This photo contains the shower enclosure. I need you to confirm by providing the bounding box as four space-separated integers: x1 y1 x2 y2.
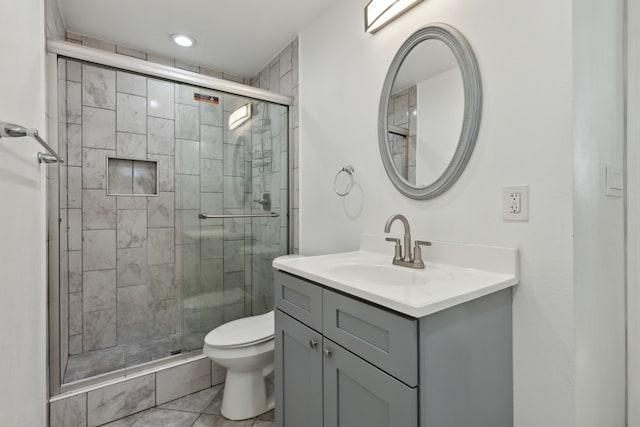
49 48 290 393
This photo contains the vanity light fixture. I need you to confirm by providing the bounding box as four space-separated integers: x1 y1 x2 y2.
365 0 424 33
170 33 196 47
228 103 252 130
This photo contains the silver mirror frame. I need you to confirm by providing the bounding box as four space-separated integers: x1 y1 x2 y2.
378 23 482 199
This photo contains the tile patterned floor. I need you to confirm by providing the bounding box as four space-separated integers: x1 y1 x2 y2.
100 384 275 427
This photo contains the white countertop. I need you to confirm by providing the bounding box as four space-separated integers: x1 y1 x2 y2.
273 234 519 318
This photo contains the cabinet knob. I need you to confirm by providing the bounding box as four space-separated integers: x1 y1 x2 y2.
323 348 332 358
309 339 318 349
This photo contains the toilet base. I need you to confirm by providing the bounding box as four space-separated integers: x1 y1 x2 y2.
221 369 274 420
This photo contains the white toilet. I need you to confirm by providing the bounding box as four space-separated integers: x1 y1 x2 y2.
203 310 275 420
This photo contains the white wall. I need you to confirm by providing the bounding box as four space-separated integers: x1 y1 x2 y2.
416 67 463 186
0 0 48 425
573 0 626 425
299 0 575 425
628 0 640 424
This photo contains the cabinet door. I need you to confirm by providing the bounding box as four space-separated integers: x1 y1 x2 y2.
323 339 418 427
275 310 323 427
323 289 418 386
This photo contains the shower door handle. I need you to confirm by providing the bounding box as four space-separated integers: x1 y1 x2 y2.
199 212 280 219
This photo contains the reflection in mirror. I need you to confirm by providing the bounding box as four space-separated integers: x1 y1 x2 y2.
386 40 464 187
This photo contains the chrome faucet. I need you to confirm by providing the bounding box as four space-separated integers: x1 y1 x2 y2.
383 214 431 269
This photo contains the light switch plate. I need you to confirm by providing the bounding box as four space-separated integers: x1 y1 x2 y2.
503 185 529 221
606 164 623 197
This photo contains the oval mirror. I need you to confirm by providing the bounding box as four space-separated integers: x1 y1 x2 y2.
379 23 482 199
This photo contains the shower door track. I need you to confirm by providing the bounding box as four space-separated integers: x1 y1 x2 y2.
45 40 295 397
47 40 293 107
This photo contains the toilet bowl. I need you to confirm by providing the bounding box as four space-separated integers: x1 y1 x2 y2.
203 310 275 420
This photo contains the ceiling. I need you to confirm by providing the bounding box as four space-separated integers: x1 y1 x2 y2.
59 0 337 78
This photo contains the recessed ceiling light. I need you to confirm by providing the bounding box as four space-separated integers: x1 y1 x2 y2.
170 34 196 47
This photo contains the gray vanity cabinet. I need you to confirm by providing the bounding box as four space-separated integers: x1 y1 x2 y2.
275 306 417 427
274 270 513 427
275 271 418 427
323 338 418 427
274 310 323 427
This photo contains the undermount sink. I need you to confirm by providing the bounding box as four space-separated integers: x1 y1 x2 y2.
273 234 519 318
327 262 427 286
323 258 454 288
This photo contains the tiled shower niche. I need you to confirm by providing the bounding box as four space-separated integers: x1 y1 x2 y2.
107 157 159 196
57 58 289 383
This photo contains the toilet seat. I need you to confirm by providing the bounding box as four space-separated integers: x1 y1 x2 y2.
205 311 274 349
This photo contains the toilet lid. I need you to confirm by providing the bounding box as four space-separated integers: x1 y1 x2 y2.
205 310 274 348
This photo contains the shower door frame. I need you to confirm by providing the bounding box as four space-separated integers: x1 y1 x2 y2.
45 39 294 397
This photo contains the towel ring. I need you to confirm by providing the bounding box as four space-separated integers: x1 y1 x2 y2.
334 165 355 196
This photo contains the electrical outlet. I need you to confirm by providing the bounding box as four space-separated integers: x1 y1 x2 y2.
503 185 529 221
508 192 521 213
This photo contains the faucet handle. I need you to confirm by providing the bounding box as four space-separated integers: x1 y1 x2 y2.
385 237 403 261
412 240 431 269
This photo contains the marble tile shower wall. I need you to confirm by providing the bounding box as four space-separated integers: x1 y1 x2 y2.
63 59 182 356
247 100 289 316
45 0 66 40
175 85 257 349
62 58 288 365
59 33 296 367
63 31 299 257
58 58 70 373
388 86 417 182
248 38 298 316
179 90 287 343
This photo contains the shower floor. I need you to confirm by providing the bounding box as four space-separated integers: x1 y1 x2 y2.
64 336 177 383
63 331 210 383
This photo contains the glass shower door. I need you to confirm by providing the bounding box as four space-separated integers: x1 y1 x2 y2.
54 57 289 387
176 84 289 352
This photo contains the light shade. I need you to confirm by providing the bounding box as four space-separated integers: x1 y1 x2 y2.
228 103 252 130
170 33 196 47
365 0 423 33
